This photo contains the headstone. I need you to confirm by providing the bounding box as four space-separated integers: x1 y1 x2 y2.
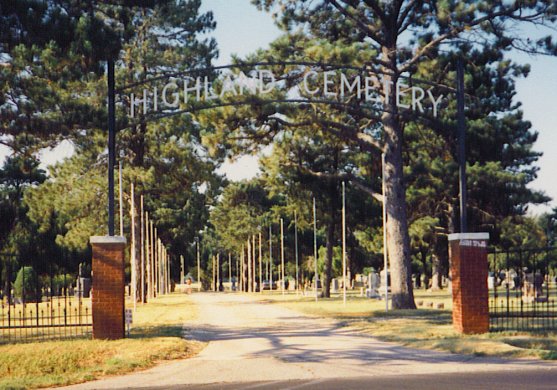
331 278 339 293
76 277 91 298
370 273 380 289
487 275 495 289
353 274 364 288
378 270 390 298
366 273 380 298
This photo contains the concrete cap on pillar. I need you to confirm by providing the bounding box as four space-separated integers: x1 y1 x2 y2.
90 236 127 245
448 232 489 242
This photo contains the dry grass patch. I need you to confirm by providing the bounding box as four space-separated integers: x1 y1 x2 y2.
267 292 557 361
0 293 204 390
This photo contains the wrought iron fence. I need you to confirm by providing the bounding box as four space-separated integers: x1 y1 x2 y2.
488 247 557 332
0 253 92 343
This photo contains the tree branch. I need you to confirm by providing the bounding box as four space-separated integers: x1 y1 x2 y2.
286 161 383 202
328 0 385 46
399 4 529 73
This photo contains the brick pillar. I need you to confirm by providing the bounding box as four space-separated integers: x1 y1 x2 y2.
90 236 126 340
448 233 489 334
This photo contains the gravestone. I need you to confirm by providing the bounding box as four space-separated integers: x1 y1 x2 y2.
366 273 380 298
487 275 495 289
331 278 339 293
76 277 91 298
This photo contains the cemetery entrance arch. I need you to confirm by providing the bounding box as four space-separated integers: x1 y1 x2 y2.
91 60 484 339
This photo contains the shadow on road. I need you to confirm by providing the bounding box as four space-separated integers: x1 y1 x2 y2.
182 314 547 369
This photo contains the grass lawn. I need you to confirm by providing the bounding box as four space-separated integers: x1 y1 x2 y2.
261 289 557 361
0 293 203 390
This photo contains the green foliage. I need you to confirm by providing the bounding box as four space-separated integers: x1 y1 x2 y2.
18 1 221 275
24 138 107 251
318 245 341 276
14 266 39 302
210 181 273 252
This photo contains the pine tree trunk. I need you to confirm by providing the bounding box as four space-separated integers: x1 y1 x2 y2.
323 217 335 298
431 254 442 290
323 156 339 298
431 234 447 291
381 49 416 309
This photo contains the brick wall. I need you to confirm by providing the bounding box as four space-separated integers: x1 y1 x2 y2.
90 236 126 340
448 233 489 334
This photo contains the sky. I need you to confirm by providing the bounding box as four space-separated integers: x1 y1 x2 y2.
199 1 282 182
1 0 556 214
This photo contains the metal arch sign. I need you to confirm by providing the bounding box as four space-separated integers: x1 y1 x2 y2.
105 61 453 236
118 62 448 123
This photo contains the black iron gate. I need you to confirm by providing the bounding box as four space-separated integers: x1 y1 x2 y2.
488 247 557 332
0 253 92 343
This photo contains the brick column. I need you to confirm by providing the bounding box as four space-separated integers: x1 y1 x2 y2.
90 236 126 340
448 233 489 334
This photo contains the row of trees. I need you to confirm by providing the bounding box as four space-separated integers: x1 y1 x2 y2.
1 1 557 308
0 1 221 294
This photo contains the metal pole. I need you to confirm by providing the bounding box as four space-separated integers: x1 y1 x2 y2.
140 196 145 303
196 238 201 292
457 58 467 233
269 225 273 292
294 210 299 295
247 238 252 292
259 232 262 294
155 236 161 296
280 218 285 295
150 220 154 298
313 197 318 302
155 231 159 295
180 255 184 285
342 181 347 306
382 153 389 311
119 161 124 237
146 214 150 299
253 235 256 292
229 252 232 290
107 59 116 236
241 246 244 292
131 183 136 311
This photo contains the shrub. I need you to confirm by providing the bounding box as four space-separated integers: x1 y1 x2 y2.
14 266 40 302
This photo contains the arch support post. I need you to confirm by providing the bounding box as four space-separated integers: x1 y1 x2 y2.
448 233 489 334
91 236 127 339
